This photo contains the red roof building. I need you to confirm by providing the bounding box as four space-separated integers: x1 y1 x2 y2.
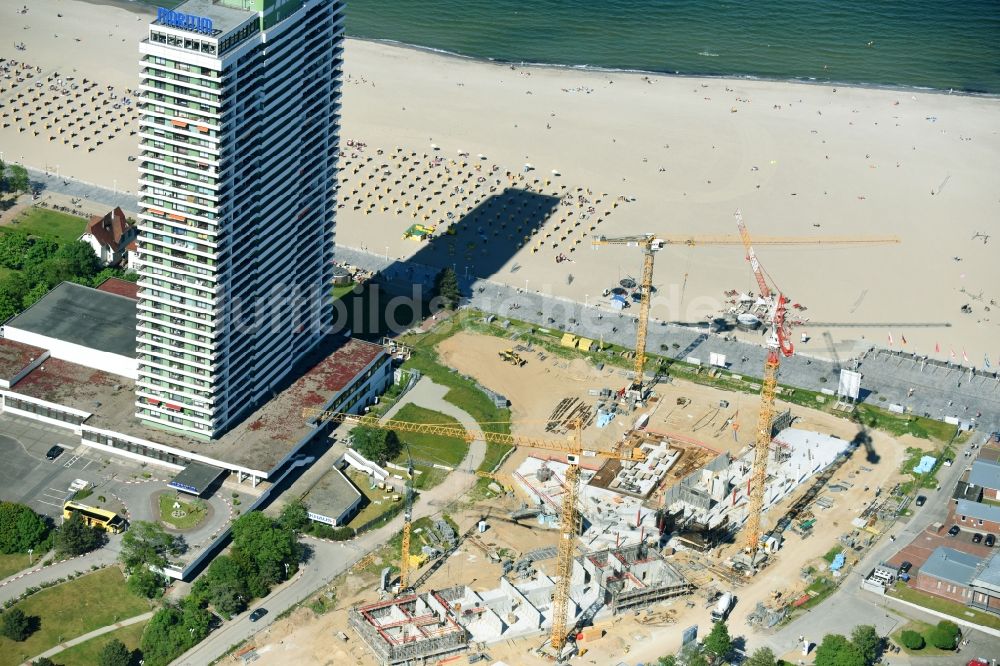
79 207 137 267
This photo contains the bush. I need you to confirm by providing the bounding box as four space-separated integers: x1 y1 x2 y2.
309 523 355 540
928 620 960 650
899 630 924 650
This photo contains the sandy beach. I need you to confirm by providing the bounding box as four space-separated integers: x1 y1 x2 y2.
1 0 998 363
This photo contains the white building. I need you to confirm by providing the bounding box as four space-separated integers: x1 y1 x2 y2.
79 207 138 267
135 0 344 438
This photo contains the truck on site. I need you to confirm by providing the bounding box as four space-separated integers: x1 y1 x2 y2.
710 592 735 622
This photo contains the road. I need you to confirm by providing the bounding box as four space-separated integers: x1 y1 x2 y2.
171 379 485 665
334 244 1000 433
753 434 1000 660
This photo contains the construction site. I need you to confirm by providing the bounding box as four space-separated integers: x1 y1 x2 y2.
246 219 925 666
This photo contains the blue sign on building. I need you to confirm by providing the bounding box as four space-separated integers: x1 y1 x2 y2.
157 7 215 34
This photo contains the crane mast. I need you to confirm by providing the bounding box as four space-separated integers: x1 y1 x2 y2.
303 408 643 654
734 209 793 557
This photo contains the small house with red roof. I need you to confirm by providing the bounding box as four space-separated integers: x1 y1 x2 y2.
79 207 137 267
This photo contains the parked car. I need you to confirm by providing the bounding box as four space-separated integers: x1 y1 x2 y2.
986 533 996 547
899 561 912 573
249 608 268 622
45 445 65 461
915 495 927 507
973 533 984 544
948 525 961 537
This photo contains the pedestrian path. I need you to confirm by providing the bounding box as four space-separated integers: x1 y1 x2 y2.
24 610 155 665
381 377 487 474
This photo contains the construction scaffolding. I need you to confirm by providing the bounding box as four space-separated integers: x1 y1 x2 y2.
349 589 471 666
581 543 694 614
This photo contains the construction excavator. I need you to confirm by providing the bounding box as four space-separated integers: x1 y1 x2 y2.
302 407 645 657
498 348 527 367
593 220 901 569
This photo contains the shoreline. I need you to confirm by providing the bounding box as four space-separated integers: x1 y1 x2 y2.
348 35 1000 99
69 0 1000 96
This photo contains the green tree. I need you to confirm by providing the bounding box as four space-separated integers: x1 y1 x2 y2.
50 241 101 281
0 501 51 554
433 267 460 309
927 620 960 650
140 601 210 666
99 637 132 666
32 658 56 666
6 164 30 193
278 501 310 534
0 232 31 269
230 511 300 593
745 647 778 666
127 565 166 599
850 624 880 664
657 656 678 666
815 633 864 666
351 426 402 464
677 643 709 666
1 607 34 641
21 281 51 310
192 555 249 617
120 521 182 572
898 629 924 650
703 621 732 663
0 289 19 322
56 511 105 556
23 237 58 269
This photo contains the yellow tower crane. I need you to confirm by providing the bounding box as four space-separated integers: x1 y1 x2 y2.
591 232 899 393
398 444 415 591
302 407 645 654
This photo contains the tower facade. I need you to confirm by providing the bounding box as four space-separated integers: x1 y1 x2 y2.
135 0 343 437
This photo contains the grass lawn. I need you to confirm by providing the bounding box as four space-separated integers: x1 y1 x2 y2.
390 404 468 468
0 551 43 581
332 282 357 301
157 493 208 530
888 582 1000 630
0 567 151 666
416 307 960 446
889 620 954 655
344 469 404 530
51 619 148 666
1 207 88 244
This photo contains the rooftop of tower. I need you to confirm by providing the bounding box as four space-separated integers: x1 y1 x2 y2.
156 0 257 36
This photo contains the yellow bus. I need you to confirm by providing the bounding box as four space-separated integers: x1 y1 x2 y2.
62 501 127 534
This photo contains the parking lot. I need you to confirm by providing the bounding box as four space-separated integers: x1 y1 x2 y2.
0 413 248 565
0 414 129 519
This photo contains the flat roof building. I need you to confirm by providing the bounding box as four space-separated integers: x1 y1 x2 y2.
2 336 391 485
302 465 363 527
4 282 138 379
136 0 345 437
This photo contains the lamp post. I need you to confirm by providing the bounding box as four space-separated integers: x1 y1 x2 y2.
384 245 389 261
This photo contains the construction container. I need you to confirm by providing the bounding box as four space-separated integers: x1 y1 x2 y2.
577 627 605 642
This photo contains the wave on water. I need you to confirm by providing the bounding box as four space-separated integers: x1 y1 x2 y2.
698 52 720 57
352 36 998 98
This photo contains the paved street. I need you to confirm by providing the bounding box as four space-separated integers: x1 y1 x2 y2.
171 378 486 666
753 435 1000 661
334 245 1000 434
26 165 137 212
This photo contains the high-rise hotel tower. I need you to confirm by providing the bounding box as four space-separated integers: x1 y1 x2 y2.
135 0 343 438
